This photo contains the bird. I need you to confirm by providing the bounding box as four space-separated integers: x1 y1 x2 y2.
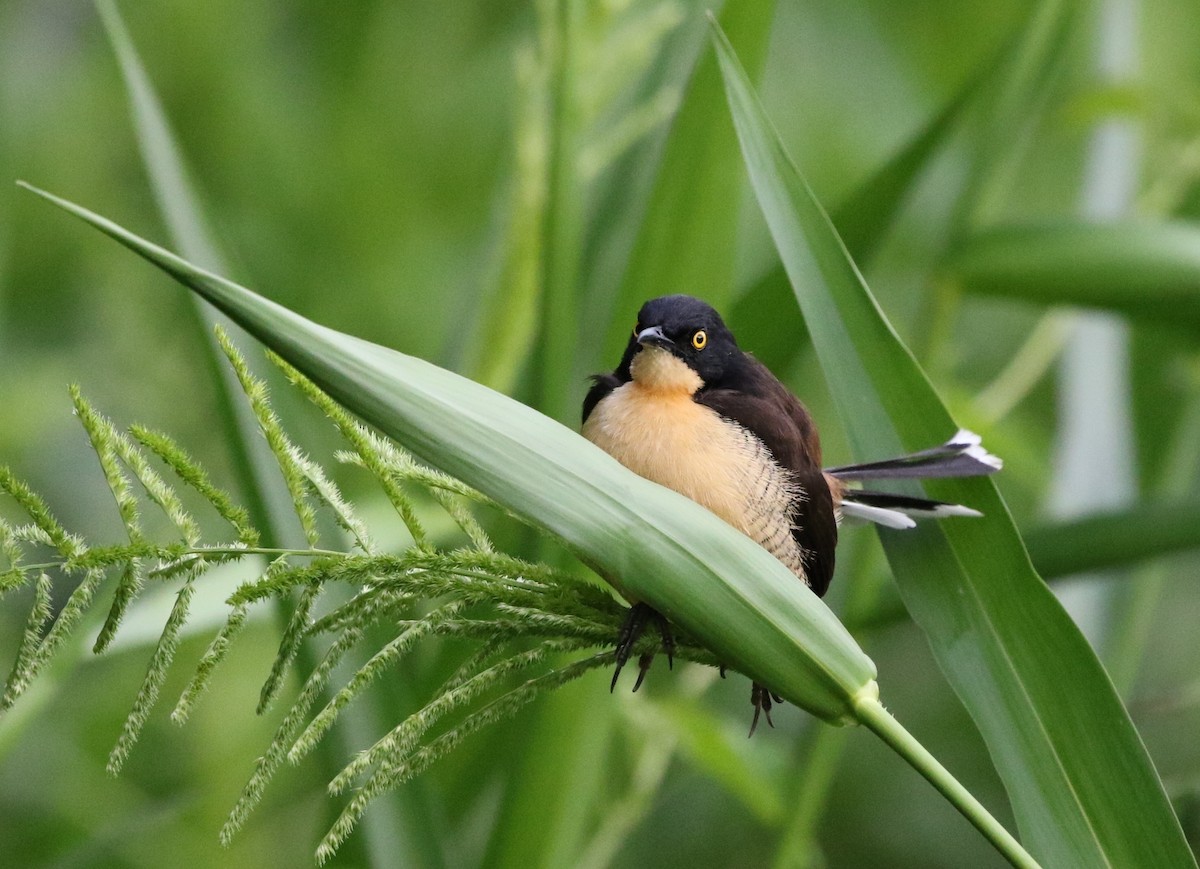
581 294 1001 734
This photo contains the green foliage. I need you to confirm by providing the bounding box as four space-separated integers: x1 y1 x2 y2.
711 19 1189 866
5 1 1200 867
1 336 712 860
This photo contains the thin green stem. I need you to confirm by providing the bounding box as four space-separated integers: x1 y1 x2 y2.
854 691 1040 869
18 546 347 577
535 0 584 424
975 311 1074 424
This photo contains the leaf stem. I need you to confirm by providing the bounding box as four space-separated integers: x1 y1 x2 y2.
853 692 1040 869
17 546 346 577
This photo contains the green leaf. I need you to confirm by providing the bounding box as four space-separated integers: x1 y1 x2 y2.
949 220 1200 331
711 21 1196 869
18 182 876 729
730 50 985 367
854 500 1200 631
1024 500 1200 579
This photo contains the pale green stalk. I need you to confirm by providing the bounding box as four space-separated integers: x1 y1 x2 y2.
854 694 1039 869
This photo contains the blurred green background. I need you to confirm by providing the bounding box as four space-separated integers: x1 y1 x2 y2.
2 0 1199 866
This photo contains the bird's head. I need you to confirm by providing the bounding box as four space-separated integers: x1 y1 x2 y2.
622 295 740 392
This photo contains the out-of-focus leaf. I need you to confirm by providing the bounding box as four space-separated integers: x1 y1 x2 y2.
712 23 1196 869
633 695 785 826
458 26 550 396
1024 500 1200 579
957 0 1078 230
96 0 305 547
854 500 1200 631
729 44 984 370
949 220 1200 330
601 0 776 366
729 0 1080 369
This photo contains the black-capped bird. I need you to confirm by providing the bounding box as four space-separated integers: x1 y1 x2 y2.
582 294 1000 733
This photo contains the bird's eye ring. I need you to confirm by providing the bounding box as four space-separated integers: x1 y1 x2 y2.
632 323 640 338
692 330 707 350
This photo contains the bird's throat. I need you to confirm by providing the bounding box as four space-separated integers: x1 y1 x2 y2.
628 347 703 395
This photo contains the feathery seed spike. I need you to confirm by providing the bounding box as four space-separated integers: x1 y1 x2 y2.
214 327 321 547
108 577 197 774
222 626 362 845
131 426 259 545
173 603 249 724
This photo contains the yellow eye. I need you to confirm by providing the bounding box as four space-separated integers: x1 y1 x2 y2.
692 330 707 350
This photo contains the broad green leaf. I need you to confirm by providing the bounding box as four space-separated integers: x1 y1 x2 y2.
711 21 1196 869
949 221 1200 330
19 182 876 729
730 54 984 366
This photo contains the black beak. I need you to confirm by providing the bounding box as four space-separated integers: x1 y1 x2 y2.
635 325 672 350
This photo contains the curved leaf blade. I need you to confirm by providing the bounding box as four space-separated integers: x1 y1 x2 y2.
18 182 876 728
711 21 1195 869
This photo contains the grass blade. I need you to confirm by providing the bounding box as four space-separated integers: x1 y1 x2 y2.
711 19 1195 868
1024 500 1200 579
95 0 306 549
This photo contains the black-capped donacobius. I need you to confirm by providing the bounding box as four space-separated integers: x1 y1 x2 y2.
582 294 1001 733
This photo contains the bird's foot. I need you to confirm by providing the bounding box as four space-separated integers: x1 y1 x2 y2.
748 682 785 737
611 602 674 692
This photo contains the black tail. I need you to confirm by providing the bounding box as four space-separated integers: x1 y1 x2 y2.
825 429 1002 482
827 430 1001 529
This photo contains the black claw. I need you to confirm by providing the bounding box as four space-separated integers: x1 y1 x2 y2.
719 665 727 679
748 682 777 737
654 610 675 671
632 653 654 692
611 603 672 692
609 663 624 693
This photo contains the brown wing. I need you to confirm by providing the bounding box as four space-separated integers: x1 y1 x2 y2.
582 373 623 424
697 361 838 596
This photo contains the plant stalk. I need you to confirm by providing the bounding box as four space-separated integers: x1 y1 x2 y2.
853 692 1040 869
